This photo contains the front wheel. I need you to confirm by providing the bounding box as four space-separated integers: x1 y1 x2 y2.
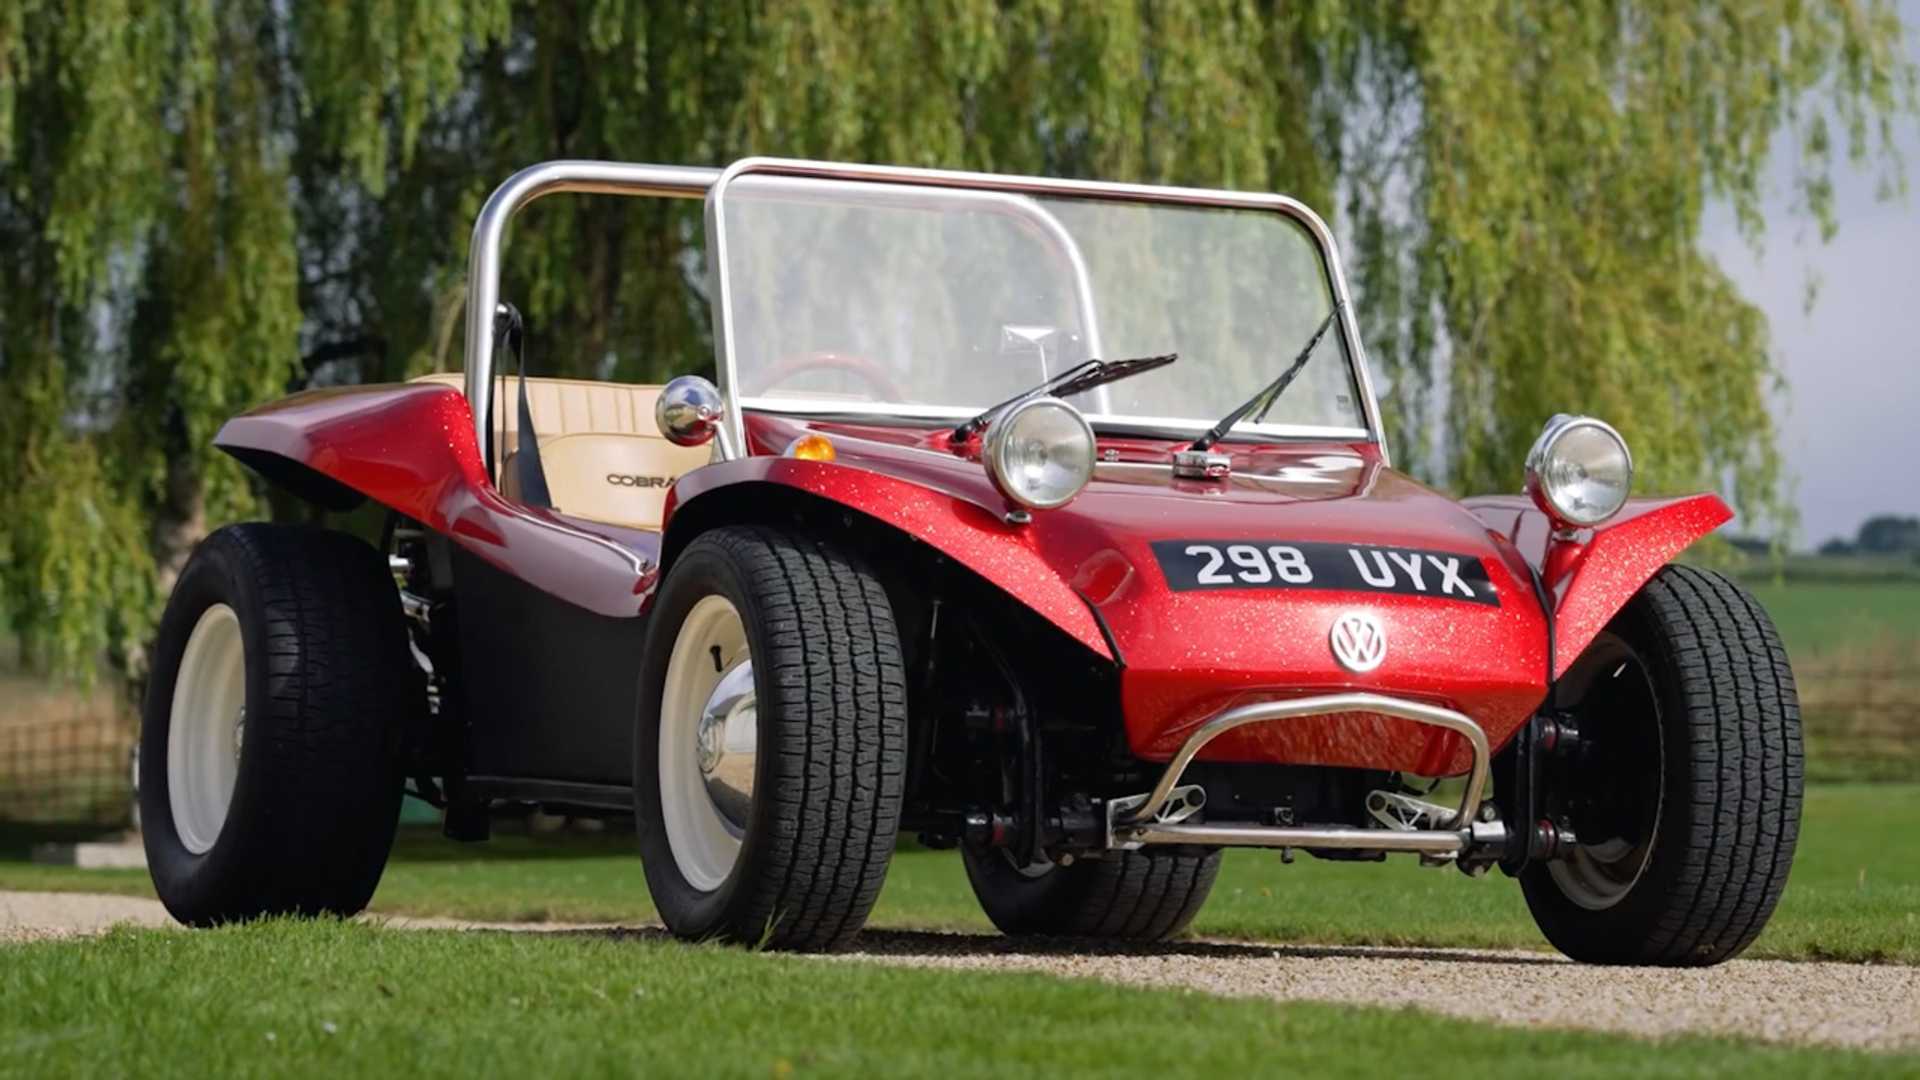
634 526 907 951
1521 565 1803 965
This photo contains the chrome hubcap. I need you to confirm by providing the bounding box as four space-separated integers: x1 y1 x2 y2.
697 661 757 829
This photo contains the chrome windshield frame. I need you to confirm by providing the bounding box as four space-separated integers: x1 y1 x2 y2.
702 156 1387 461
462 157 1389 472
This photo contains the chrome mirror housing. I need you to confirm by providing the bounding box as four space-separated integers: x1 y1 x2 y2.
656 375 727 447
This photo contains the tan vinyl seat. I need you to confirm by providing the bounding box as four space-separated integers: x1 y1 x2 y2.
413 373 713 531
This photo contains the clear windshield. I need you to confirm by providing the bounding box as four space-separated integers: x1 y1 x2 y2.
712 173 1368 438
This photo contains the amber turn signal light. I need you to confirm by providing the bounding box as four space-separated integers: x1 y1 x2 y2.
785 433 836 462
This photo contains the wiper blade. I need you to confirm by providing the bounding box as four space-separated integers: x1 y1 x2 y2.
953 352 1178 441
1188 302 1343 452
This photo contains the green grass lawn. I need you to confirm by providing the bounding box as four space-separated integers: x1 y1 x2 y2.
1 920 1914 1079
4 784 1915 964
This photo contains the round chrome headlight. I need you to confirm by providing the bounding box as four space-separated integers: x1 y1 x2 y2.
983 397 1096 510
1525 415 1633 528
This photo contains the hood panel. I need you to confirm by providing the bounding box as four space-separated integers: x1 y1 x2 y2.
752 414 1549 773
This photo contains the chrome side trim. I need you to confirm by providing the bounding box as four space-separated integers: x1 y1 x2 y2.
1110 692 1489 849
464 161 719 471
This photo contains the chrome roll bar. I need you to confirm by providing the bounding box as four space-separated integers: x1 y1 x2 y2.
1109 693 1492 855
462 156 1392 471
463 161 719 470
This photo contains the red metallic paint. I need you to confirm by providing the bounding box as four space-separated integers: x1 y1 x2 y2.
1465 493 1734 678
662 444 1116 661
214 383 658 618
217 386 1725 779
682 414 1556 775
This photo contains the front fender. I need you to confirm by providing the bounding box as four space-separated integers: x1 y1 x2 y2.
663 456 1114 661
1465 493 1733 678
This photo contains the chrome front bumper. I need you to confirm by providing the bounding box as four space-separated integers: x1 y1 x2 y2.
1106 693 1498 856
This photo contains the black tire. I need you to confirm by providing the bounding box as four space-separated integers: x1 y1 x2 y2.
1521 565 1803 965
140 523 413 926
961 845 1221 941
634 526 907 951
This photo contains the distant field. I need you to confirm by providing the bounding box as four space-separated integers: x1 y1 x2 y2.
1730 551 1920 587
1740 581 1920 660
1736 580 1920 780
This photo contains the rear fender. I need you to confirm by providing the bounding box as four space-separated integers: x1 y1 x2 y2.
215 383 656 617
1465 493 1733 678
662 457 1113 661
215 384 485 528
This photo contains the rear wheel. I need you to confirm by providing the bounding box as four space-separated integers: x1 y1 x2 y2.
1522 565 1803 965
140 523 413 925
635 526 907 951
961 845 1221 941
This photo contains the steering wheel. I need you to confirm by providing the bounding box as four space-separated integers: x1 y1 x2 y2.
755 351 908 403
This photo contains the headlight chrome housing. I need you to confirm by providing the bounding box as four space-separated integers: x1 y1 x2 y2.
1525 414 1634 529
983 396 1096 511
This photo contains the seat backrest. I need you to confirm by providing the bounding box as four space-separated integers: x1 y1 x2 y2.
411 373 711 530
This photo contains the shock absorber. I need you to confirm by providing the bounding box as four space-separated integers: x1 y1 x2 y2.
1499 711 1583 875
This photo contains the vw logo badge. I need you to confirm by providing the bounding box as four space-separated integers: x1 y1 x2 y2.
1329 611 1387 673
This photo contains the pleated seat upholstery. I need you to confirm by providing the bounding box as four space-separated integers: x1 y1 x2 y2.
413 373 713 530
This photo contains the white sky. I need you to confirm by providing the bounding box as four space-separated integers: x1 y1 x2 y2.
1700 0 1920 548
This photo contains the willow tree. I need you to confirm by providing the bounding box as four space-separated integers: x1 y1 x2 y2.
2 0 1913 677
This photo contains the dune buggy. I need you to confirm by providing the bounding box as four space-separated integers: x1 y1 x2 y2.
141 158 1801 963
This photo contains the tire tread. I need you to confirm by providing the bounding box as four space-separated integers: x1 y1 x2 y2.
1522 565 1801 965
646 526 906 951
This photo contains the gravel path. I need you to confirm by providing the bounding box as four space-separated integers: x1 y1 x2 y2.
0 891 614 940
0 891 170 943
843 930 1920 1052
3 891 1914 1052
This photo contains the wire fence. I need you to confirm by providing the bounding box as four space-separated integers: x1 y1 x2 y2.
1794 664 1920 782
0 651 139 829
0 710 136 827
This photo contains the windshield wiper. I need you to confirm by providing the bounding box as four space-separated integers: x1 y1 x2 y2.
1188 302 1344 451
953 352 1178 441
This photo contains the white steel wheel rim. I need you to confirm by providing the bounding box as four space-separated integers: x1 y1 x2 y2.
167 603 246 855
659 594 757 893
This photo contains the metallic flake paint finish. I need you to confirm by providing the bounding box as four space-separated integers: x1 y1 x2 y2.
700 415 1554 775
1464 493 1733 678
665 431 1114 661
218 389 1728 779
214 384 658 618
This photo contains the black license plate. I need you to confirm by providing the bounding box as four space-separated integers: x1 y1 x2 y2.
1149 540 1498 606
